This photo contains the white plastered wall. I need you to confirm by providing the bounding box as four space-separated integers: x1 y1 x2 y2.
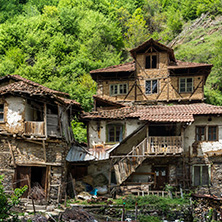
6 96 25 133
184 116 222 157
88 119 143 148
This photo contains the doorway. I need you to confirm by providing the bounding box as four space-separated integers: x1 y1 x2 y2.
153 166 168 190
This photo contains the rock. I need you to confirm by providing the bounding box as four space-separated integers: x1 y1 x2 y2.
82 175 94 186
46 205 55 211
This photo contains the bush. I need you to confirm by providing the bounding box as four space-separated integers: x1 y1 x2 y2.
0 175 27 221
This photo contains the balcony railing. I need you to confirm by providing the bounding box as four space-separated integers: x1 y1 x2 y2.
24 121 45 136
147 136 183 155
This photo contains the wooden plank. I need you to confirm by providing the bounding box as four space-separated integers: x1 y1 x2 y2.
44 103 47 138
43 140 46 162
8 141 16 167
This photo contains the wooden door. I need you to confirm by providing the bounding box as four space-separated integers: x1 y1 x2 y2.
153 166 168 190
16 166 31 197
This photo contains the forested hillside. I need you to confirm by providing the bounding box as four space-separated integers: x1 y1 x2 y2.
0 0 222 111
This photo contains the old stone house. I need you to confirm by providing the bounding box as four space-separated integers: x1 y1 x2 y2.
73 38 222 196
0 75 81 201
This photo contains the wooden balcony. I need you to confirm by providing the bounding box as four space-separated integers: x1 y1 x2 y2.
147 136 183 155
24 121 45 136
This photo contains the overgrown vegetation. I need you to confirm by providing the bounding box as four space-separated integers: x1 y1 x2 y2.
0 175 27 221
1 0 222 142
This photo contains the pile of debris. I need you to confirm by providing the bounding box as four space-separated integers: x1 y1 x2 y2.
29 183 45 200
61 207 98 222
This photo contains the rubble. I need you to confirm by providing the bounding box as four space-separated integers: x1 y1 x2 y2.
61 207 98 222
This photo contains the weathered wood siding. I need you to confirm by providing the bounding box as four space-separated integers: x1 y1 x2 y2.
47 114 60 137
25 121 45 136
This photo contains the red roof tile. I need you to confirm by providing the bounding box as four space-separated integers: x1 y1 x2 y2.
83 103 222 122
0 76 81 108
90 61 135 74
168 60 213 69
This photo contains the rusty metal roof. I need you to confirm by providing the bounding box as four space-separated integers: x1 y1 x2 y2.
66 145 110 162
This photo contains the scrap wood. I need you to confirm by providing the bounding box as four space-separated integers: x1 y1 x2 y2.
29 183 46 200
61 207 97 222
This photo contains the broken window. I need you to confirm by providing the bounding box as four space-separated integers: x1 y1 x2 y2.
145 55 158 69
145 80 158 94
179 78 193 93
0 104 4 121
110 83 128 96
107 124 123 142
196 126 206 141
192 165 210 186
208 126 218 141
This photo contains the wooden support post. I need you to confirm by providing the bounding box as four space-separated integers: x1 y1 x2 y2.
108 160 112 194
44 103 47 138
8 141 16 167
70 173 76 199
47 166 51 201
43 140 46 162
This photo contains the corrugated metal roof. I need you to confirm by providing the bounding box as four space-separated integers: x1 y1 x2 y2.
66 145 110 162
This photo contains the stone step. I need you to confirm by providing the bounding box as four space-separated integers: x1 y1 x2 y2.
25 204 46 211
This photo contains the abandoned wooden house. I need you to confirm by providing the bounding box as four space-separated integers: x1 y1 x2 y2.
0 75 82 201
70 38 222 196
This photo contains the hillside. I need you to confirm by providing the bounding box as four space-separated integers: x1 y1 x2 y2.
169 14 222 105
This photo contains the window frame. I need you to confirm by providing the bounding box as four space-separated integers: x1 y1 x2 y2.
179 77 193 93
0 104 4 122
192 164 211 186
195 126 206 141
106 123 124 143
109 83 128 96
145 53 159 69
145 79 158 95
208 126 218 141
195 125 219 142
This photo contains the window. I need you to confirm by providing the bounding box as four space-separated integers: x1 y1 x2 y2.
192 165 211 186
110 84 128 96
145 80 158 94
208 126 218 141
107 124 123 142
196 126 206 141
195 126 218 141
179 78 193 93
0 104 4 121
145 55 158 69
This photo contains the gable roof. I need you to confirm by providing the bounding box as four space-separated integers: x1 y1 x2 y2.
0 75 81 108
0 75 69 97
130 38 176 62
83 103 222 122
168 60 213 69
90 61 135 74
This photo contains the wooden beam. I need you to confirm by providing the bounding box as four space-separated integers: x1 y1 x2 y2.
43 140 46 162
189 78 204 99
44 103 47 138
8 141 16 167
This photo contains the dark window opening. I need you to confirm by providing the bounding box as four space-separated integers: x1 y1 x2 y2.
149 124 179 137
145 55 158 69
31 166 46 189
47 104 58 115
0 104 4 121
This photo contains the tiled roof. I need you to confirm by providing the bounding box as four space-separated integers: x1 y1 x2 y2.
0 75 81 107
93 95 125 107
7 75 69 96
168 60 213 69
89 59 212 74
90 61 135 74
83 103 222 122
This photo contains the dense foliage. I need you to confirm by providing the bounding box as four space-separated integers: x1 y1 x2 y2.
0 0 222 141
0 175 27 221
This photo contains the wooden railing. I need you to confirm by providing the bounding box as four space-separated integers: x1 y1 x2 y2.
147 136 182 155
24 121 45 136
114 138 147 185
